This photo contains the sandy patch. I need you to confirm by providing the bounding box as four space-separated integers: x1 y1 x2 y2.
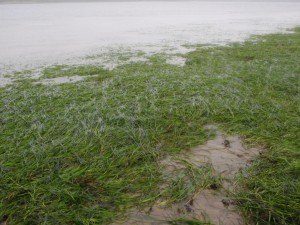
114 125 263 225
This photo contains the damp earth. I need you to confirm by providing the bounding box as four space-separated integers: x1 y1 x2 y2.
114 125 263 225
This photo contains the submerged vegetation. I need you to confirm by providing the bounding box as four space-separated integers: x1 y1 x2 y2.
41 65 112 79
0 28 299 225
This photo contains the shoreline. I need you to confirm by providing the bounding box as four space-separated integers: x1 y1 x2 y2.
1 1 300 75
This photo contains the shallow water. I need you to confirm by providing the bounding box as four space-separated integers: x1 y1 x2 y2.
0 1 300 73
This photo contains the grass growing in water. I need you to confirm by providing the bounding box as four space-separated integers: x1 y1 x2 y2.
0 28 299 225
41 65 111 79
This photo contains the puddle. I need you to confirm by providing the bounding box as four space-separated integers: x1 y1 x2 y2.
98 55 149 70
1 2 300 74
114 125 263 225
166 56 186 67
0 77 13 88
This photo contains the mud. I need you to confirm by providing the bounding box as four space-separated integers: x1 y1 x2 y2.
187 126 261 179
114 125 263 225
119 190 243 225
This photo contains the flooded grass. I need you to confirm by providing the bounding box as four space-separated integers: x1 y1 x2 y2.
41 65 112 79
0 28 299 225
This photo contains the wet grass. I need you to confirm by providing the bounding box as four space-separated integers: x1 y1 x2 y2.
41 65 111 79
0 28 299 225
169 218 211 225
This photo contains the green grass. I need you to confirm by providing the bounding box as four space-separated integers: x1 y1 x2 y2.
41 65 111 79
0 28 299 225
169 218 212 225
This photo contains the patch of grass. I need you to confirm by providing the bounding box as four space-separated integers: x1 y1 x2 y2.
41 65 111 79
3 69 33 79
169 218 211 225
160 160 221 204
236 150 300 225
0 28 299 225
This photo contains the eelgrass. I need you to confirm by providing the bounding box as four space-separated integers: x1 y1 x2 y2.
0 28 299 225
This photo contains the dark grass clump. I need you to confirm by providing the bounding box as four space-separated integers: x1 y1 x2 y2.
0 28 299 224
169 218 211 225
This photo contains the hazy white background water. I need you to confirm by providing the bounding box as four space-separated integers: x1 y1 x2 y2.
0 1 300 72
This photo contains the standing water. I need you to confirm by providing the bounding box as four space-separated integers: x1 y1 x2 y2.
0 1 300 72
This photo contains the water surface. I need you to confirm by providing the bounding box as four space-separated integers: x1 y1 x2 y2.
0 1 300 72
